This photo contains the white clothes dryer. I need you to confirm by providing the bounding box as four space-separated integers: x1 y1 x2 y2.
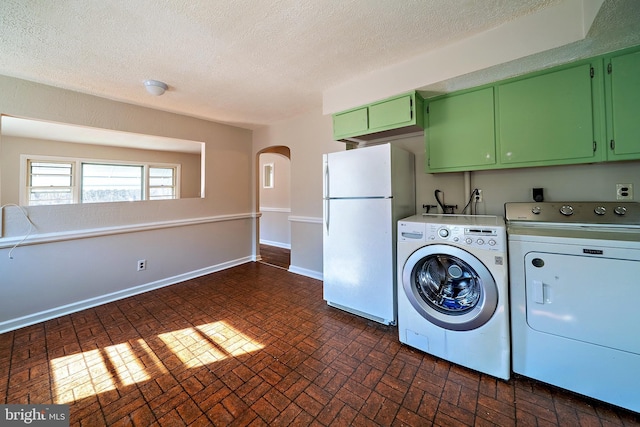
397 214 510 380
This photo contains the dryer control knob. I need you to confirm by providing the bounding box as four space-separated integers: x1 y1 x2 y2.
614 206 627 216
477 239 485 245
429 235 436 240
560 205 574 216
488 239 496 246
438 228 450 238
465 238 473 244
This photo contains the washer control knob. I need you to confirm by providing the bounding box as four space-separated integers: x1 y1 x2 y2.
453 237 459 242
594 206 606 216
531 206 542 215
614 206 627 216
488 239 496 246
465 238 473 244
429 235 436 240
438 228 450 238
559 205 574 216
477 239 485 245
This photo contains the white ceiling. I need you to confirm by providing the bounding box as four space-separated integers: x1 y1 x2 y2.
0 0 638 130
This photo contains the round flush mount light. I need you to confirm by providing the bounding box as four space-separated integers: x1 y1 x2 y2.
144 79 168 96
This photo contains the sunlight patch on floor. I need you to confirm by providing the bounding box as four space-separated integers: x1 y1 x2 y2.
50 321 264 404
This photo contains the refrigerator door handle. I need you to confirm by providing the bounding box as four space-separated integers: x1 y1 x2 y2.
324 160 330 234
323 161 329 199
325 199 330 234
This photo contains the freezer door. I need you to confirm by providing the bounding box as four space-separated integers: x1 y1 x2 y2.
323 198 395 323
324 144 392 198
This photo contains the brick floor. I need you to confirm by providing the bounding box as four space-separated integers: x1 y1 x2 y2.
1 262 639 426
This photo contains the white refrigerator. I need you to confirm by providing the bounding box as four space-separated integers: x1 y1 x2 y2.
322 143 415 325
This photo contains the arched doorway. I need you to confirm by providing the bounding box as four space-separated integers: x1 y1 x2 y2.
256 146 291 269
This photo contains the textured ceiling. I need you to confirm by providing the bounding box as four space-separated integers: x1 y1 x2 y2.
0 0 634 130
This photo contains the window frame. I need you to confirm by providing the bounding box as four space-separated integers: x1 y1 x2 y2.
263 163 274 189
20 154 181 206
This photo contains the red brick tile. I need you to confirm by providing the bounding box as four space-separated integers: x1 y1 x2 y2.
395 406 432 427
251 397 280 423
176 398 204 424
294 391 325 417
374 397 400 425
316 397 346 426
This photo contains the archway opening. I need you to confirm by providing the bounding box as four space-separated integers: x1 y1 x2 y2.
256 146 291 269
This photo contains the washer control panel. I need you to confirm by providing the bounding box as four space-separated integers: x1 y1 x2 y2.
399 220 505 251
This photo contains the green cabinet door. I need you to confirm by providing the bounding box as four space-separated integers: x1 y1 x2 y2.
606 49 640 160
333 107 368 140
498 63 600 166
426 87 496 172
369 94 414 130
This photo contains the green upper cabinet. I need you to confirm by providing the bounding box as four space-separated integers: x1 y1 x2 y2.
497 62 604 167
333 107 368 138
426 87 496 172
332 91 424 141
605 49 640 160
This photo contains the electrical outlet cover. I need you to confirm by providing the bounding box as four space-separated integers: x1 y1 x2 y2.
616 183 633 200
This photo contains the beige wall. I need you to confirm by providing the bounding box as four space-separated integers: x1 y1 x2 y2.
0 75 253 332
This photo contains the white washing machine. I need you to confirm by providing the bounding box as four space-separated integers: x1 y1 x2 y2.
397 214 510 380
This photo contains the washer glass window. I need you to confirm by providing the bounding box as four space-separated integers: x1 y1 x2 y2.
415 254 481 314
402 245 498 331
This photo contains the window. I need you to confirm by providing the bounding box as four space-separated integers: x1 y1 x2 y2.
263 163 274 188
82 163 143 203
23 156 179 205
149 167 177 200
28 160 75 206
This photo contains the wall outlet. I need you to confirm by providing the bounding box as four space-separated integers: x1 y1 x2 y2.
616 183 633 200
137 259 147 271
474 189 483 203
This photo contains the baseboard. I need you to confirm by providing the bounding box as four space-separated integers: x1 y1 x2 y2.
259 239 291 249
0 256 253 334
288 265 323 281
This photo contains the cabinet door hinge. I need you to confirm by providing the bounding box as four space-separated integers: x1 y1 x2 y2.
610 139 615 150
593 141 597 152
607 63 613 74
590 66 595 78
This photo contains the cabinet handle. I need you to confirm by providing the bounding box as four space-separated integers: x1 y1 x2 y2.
593 141 597 152
610 139 615 150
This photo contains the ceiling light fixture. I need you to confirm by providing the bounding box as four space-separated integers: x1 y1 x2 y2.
144 79 168 96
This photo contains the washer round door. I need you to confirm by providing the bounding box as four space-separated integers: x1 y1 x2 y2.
402 244 498 331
